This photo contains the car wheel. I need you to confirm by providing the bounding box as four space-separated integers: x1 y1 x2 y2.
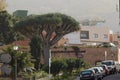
98 78 102 80
94 78 98 80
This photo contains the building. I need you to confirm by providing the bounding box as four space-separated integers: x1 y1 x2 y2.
80 26 113 45
54 38 68 47
62 26 113 46
79 18 105 26
112 32 120 45
51 47 120 65
64 31 81 45
13 10 28 18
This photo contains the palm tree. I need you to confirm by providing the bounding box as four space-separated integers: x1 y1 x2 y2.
14 13 80 65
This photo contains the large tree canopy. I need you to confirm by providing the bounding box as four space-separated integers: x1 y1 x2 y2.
15 13 80 44
15 13 80 65
0 11 12 32
0 11 15 44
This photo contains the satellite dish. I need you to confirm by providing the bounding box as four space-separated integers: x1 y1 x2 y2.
0 53 11 63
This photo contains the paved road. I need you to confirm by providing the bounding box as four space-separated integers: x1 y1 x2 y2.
74 74 120 80
103 74 120 80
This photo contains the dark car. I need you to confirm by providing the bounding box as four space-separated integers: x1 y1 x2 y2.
79 69 97 80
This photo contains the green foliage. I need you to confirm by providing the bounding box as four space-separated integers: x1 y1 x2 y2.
34 71 48 79
97 42 116 48
0 11 15 44
14 13 80 45
2 45 34 73
0 11 12 30
51 59 67 76
42 58 90 79
29 35 42 70
0 10 25 44
81 60 91 69
65 58 76 73
13 32 25 41
15 13 80 65
74 58 85 70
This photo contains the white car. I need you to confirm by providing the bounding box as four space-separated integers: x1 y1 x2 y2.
89 67 103 80
101 60 116 74
97 64 110 75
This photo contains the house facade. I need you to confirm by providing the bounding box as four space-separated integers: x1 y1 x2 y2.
80 26 112 45
112 33 120 45
62 26 113 46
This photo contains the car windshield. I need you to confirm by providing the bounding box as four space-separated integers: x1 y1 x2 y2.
81 70 92 75
93 68 98 73
102 62 113 66
101 66 105 69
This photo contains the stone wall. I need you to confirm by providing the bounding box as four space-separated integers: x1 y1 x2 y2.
51 47 119 66
83 48 118 66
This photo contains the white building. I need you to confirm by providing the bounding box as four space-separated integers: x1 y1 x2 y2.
64 31 81 45
64 26 113 45
80 26 113 45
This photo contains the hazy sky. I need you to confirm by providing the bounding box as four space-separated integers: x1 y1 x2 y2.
6 0 118 16
6 0 119 32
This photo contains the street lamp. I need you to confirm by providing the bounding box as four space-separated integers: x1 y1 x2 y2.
13 45 18 80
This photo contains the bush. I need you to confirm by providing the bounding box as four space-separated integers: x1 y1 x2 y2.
42 58 90 80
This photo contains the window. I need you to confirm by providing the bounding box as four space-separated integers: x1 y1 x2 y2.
103 34 108 39
93 34 98 38
118 36 120 38
80 31 89 39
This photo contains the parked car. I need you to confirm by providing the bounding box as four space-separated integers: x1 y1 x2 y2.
96 66 106 77
89 67 103 80
114 61 120 73
101 60 116 74
79 69 97 80
97 64 109 75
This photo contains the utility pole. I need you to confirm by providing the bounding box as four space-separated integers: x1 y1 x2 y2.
105 51 107 60
49 49 51 80
117 0 120 25
118 0 120 25
13 45 19 80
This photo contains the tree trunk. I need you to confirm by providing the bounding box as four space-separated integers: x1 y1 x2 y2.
43 42 50 65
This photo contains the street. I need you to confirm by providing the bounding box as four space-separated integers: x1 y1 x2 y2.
103 74 120 80
74 74 120 80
